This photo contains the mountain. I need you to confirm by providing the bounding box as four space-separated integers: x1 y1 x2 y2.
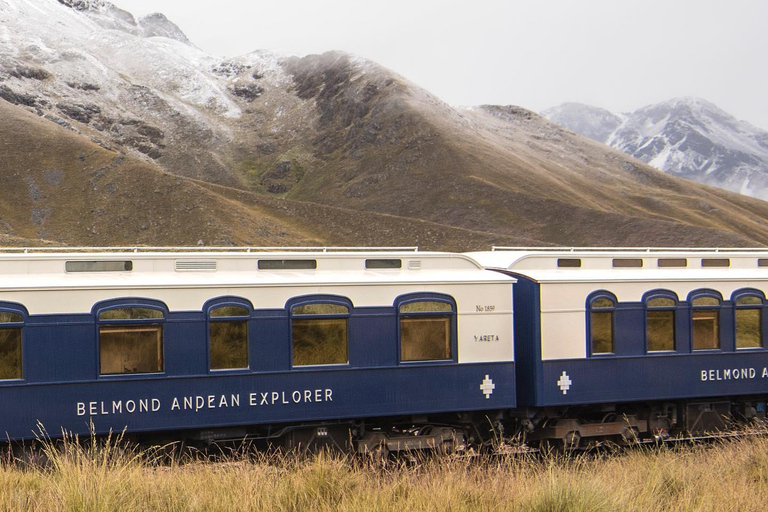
540 103 623 143
2 0 768 249
543 98 768 201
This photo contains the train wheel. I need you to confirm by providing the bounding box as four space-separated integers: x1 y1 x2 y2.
620 426 640 446
437 439 455 456
563 430 581 450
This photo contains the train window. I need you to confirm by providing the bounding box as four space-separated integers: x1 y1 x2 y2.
209 305 249 370
366 259 402 269
291 302 349 366
98 307 164 375
589 296 615 355
99 308 163 321
399 300 454 362
0 311 23 380
66 260 133 272
658 258 687 268
735 295 763 349
258 260 317 270
557 258 581 268
701 258 730 268
646 296 676 352
613 258 643 268
691 295 721 350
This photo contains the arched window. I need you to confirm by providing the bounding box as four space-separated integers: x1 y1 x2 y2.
290 298 350 366
0 306 24 380
733 290 764 349
689 291 722 350
96 301 165 375
397 296 455 362
208 299 250 370
645 291 677 352
588 293 616 355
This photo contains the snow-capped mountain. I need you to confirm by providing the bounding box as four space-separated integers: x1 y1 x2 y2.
4 0 768 249
543 98 768 200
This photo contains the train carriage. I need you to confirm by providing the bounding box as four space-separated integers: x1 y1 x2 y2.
0 248 516 451
471 248 768 446
6 244 768 453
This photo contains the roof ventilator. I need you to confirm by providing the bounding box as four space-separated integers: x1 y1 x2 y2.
175 260 218 271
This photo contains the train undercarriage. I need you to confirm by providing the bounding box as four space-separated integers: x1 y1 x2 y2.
145 395 768 457
517 396 767 451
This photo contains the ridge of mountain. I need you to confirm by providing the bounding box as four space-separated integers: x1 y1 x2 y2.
543 98 768 201
55 0 190 43
2 0 768 249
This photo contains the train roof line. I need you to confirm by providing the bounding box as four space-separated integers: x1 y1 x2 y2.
0 246 421 254
491 246 768 253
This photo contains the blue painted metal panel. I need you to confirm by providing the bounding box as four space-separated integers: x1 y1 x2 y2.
0 298 516 440
25 315 95 382
0 363 515 440
349 307 397 368
511 276 541 406
613 304 645 357
536 352 768 407
166 316 206 376
251 311 290 372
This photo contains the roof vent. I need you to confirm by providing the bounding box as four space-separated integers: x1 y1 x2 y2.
175 260 217 271
407 260 422 270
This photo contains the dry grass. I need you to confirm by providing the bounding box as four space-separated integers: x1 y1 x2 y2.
2 432 768 512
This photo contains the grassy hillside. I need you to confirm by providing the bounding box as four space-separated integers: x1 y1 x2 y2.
4 48 768 249
0 102 320 247
221 53 768 248
0 101 545 250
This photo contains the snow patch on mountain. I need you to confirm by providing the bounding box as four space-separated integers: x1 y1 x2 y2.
0 0 257 130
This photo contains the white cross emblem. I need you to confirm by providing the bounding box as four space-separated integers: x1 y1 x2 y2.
480 375 495 399
557 371 572 395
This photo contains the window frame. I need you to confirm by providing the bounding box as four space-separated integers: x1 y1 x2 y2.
395 293 457 364
732 289 765 350
205 297 252 372
586 291 617 357
0 303 26 382
288 295 352 368
643 290 678 353
94 299 167 377
688 289 723 351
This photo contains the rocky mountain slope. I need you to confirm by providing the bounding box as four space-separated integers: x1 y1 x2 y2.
544 98 768 201
2 0 768 249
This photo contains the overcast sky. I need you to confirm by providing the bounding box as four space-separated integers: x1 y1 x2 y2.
114 0 768 130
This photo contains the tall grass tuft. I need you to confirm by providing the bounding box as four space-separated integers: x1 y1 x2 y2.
37 430 149 512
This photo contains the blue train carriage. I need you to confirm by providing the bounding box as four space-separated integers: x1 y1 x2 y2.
471 247 768 448
0 248 516 453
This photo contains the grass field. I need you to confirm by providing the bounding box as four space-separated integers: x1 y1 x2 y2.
2 432 767 512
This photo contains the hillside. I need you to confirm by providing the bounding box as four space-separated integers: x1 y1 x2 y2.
0 101 320 246
1 0 768 249
0 100 538 250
